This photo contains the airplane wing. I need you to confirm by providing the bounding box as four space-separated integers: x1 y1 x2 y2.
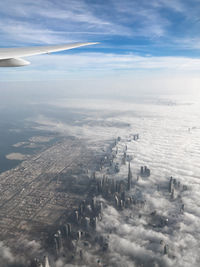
0 42 98 67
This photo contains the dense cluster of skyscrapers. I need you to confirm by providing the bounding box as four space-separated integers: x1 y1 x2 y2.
29 133 187 265
140 166 151 177
30 256 50 267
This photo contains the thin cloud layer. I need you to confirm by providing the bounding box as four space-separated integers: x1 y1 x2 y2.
0 0 200 50
2 52 200 84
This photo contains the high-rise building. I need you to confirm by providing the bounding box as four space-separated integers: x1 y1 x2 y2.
180 204 184 213
91 198 96 211
77 230 82 240
164 244 168 255
121 191 126 202
114 195 119 207
30 258 41 267
64 223 71 238
80 250 83 260
43 256 50 267
169 177 173 193
171 188 175 200
75 210 79 224
140 166 150 177
54 230 63 254
84 217 90 230
120 199 124 208
127 162 132 190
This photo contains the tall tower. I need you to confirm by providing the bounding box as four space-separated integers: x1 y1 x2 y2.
127 162 132 190
54 230 63 255
164 244 168 255
64 223 71 238
169 177 173 193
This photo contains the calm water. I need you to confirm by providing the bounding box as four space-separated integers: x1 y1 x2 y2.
0 100 90 173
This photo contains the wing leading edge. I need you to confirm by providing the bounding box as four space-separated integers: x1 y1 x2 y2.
0 42 98 67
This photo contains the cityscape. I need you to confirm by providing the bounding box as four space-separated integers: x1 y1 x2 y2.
0 126 189 266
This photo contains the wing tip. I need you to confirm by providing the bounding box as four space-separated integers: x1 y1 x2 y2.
81 42 100 46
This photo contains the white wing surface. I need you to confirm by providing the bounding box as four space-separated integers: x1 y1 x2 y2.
0 42 98 67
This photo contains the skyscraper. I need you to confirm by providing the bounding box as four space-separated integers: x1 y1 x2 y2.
43 256 50 267
127 162 132 190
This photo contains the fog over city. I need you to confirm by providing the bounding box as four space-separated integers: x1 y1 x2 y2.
1 0 200 266
0 93 199 266
35 96 200 267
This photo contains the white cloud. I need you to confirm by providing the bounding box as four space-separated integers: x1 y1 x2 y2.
0 242 14 264
0 0 132 44
25 53 200 72
2 52 200 85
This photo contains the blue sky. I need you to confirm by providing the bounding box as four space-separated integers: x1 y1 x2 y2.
1 0 200 94
1 0 200 55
